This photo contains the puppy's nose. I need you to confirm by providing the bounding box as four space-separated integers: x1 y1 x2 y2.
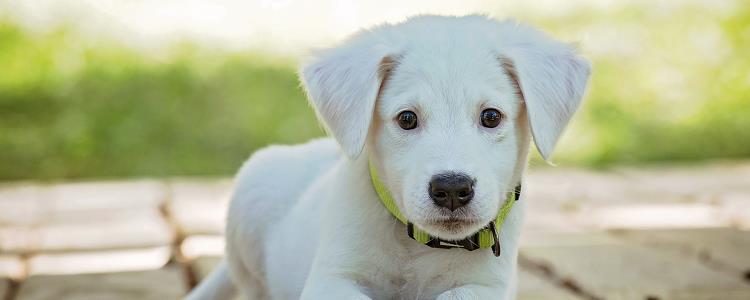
428 173 475 211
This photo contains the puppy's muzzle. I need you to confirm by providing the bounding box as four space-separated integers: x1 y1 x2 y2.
428 172 475 211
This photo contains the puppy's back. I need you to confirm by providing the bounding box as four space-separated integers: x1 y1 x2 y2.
224 138 340 286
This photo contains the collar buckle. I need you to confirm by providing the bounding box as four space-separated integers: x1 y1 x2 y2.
408 222 482 251
487 221 502 257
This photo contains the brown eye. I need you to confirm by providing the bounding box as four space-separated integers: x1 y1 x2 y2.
397 111 418 130
480 109 503 128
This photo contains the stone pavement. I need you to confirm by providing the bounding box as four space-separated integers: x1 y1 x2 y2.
0 161 749 300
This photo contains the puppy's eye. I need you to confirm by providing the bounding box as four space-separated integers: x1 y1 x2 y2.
480 109 503 128
397 111 418 130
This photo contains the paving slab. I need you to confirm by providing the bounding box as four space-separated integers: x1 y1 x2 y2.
614 162 750 198
0 209 174 254
181 235 224 259
521 176 735 232
577 203 728 229
517 268 581 300
522 234 750 299
520 231 623 248
720 192 750 229
0 180 166 224
526 162 750 231
45 180 168 213
610 228 750 276
191 256 222 281
525 168 633 208
0 279 9 300
28 246 171 276
16 266 187 300
523 211 585 233
0 254 24 279
169 179 233 236
665 289 750 300
0 184 48 226
0 179 172 254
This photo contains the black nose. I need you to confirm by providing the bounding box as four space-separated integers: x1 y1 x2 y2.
428 173 475 211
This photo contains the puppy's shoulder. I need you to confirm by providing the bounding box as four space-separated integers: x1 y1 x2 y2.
233 137 341 194
240 137 339 171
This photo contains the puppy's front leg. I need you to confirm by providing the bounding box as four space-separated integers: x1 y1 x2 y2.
300 275 371 300
437 284 502 300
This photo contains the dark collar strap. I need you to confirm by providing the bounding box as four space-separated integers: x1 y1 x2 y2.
406 184 521 257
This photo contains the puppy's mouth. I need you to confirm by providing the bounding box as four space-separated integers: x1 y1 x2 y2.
421 217 484 236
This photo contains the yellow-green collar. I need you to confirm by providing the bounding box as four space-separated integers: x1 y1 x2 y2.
369 161 520 256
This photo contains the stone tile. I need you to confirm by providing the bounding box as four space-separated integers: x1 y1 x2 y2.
526 169 750 231
0 255 24 279
523 211 584 233
520 231 622 248
667 289 750 300
180 235 224 260
610 228 750 275
522 235 750 299
0 179 172 254
191 256 222 281
45 180 168 214
720 193 750 229
0 180 167 225
0 184 47 226
522 168 733 230
614 161 750 197
28 246 171 275
37 209 173 252
16 266 187 300
526 162 750 231
0 279 8 299
1 209 174 254
577 203 728 229
517 268 580 300
525 168 633 209
169 179 233 235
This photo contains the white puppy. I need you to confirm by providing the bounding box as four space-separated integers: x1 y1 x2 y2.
187 15 590 300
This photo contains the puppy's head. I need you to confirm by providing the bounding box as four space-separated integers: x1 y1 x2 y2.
301 15 590 240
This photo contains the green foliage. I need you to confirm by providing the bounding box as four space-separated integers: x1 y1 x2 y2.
0 23 322 180
525 3 750 167
1 2 749 180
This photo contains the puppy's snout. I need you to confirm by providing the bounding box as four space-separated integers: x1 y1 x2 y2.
428 173 475 211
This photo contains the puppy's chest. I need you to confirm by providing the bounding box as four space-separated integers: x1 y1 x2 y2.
364 245 470 299
365 259 447 300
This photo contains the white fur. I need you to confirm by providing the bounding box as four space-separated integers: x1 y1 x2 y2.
186 15 589 300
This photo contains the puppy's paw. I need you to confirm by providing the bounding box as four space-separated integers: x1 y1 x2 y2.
436 287 478 300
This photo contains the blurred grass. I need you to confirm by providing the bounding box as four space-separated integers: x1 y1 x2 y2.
0 24 322 180
1 3 750 180
523 3 750 167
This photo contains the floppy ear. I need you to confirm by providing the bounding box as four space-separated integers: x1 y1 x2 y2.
300 36 395 159
500 34 591 161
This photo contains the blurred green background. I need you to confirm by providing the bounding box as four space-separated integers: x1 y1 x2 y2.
1 1 749 180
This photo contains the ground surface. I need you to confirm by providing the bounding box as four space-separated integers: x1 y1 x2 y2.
0 161 749 300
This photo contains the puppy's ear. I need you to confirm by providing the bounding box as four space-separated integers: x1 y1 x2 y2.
500 30 591 161
300 36 395 159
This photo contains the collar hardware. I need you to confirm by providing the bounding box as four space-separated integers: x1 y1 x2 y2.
369 162 520 257
488 221 502 257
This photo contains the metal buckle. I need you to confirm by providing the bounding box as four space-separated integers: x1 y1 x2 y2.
514 184 522 201
407 221 502 256
487 221 501 257
425 235 480 251
408 222 481 251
